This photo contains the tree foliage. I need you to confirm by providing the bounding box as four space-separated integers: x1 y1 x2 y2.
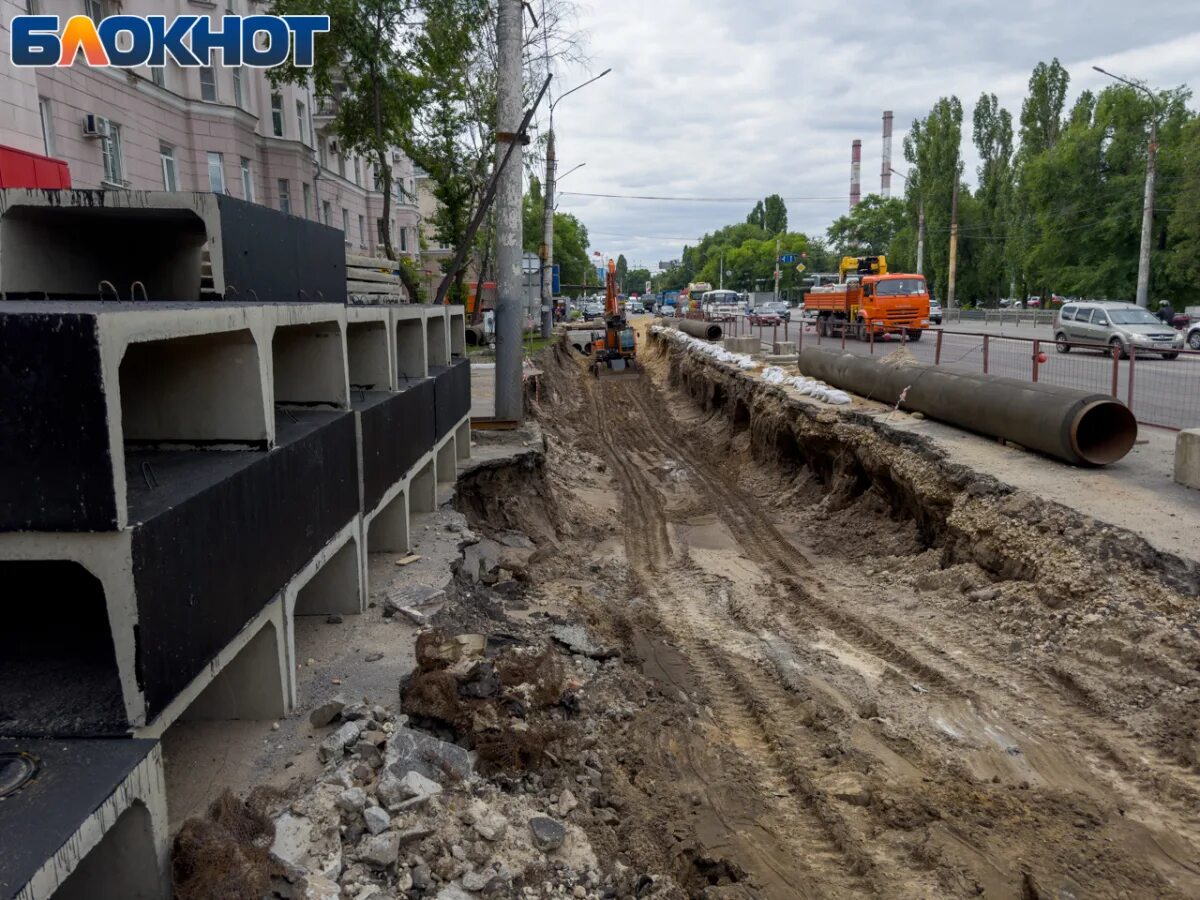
746 194 788 234
826 195 906 256
521 178 591 295
857 59 1197 308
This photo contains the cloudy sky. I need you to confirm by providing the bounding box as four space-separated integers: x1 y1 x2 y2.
535 0 1200 272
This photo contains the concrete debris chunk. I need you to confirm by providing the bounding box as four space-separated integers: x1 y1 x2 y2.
358 831 401 868
378 768 444 811
309 696 347 728
300 874 341 900
382 724 473 784
336 787 367 813
528 816 566 851
363 806 391 835
557 788 579 817
319 721 363 762
471 811 507 842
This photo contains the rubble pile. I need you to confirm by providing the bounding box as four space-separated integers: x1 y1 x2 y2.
251 546 676 900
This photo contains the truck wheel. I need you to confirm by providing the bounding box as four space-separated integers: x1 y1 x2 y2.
1055 332 1070 353
906 329 923 342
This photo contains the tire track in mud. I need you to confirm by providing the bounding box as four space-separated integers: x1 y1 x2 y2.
612 367 1200 885
587 378 887 898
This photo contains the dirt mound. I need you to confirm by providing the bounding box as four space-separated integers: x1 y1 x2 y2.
172 789 281 900
401 628 569 775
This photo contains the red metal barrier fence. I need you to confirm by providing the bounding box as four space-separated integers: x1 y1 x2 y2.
756 322 1199 431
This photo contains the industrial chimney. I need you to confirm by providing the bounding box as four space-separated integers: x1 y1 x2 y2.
881 111 893 198
850 139 862 209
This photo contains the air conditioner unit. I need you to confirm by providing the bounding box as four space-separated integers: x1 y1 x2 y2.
82 114 107 138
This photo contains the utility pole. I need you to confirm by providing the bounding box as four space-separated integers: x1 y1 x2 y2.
947 172 959 309
916 200 925 276
1094 66 1159 308
773 236 781 303
540 129 555 338
493 0 523 421
719 249 724 290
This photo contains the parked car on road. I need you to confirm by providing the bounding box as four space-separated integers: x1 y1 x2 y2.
747 309 783 326
660 305 676 318
1187 320 1200 350
583 302 604 321
1055 301 1184 359
929 298 943 324
757 301 791 322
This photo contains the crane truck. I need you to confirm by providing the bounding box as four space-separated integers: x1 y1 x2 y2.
591 258 638 376
803 255 931 341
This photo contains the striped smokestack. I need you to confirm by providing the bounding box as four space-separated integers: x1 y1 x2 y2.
850 139 862 208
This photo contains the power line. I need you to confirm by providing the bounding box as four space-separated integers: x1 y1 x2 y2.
559 191 847 203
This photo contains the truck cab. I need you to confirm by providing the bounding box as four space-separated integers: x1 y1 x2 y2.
804 256 930 341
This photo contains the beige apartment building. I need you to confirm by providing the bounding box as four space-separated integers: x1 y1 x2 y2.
0 0 420 261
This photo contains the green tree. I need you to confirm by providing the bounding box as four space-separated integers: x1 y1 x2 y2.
1165 118 1200 296
616 254 629 290
825 195 906 256
626 268 652 294
522 178 591 296
972 92 1015 302
269 0 423 294
1019 59 1070 157
904 96 964 303
763 194 788 234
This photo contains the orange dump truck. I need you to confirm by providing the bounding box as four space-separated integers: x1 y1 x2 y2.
803 255 931 341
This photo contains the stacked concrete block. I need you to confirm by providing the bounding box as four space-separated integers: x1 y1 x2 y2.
723 336 760 355
0 190 472 900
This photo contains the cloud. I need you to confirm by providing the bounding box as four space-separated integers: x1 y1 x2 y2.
538 0 1200 270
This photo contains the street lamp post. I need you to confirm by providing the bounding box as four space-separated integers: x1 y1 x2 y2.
542 68 612 337
1094 66 1160 309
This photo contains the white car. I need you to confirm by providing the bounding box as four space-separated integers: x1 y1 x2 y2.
660 305 676 318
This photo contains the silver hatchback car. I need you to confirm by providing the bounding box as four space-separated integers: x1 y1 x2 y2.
1055 301 1183 360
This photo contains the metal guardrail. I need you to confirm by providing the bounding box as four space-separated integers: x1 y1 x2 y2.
941 309 1057 326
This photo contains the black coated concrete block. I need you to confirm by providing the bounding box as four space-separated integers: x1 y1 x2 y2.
215 195 346 304
0 310 117 531
433 357 472 439
131 411 358 719
357 381 436 513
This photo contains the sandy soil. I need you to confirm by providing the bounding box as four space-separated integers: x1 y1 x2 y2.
516 331 1200 899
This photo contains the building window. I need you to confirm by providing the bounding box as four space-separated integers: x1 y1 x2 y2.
160 143 177 190
207 152 225 193
358 214 365 247
302 182 312 218
85 0 111 21
199 67 217 102
278 179 291 215
150 66 165 88
317 136 328 169
353 157 361 186
377 218 385 244
341 208 349 238
322 200 331 225
232 68 243 109
296 100 308 145
100 120 123 184
38 97 55 157
399 227 407 253
271 94 284 137
240 157 254 202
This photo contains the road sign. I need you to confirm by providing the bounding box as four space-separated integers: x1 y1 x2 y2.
780 254 797 264
795 263 807 273
552 264 561 294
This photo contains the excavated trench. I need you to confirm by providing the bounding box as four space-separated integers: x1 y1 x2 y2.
451 332 1200 899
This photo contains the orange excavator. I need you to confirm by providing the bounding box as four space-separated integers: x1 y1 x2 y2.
591 258 638 377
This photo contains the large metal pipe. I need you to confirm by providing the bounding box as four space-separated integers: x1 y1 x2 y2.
676 319 723 341
798 348 1137 466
